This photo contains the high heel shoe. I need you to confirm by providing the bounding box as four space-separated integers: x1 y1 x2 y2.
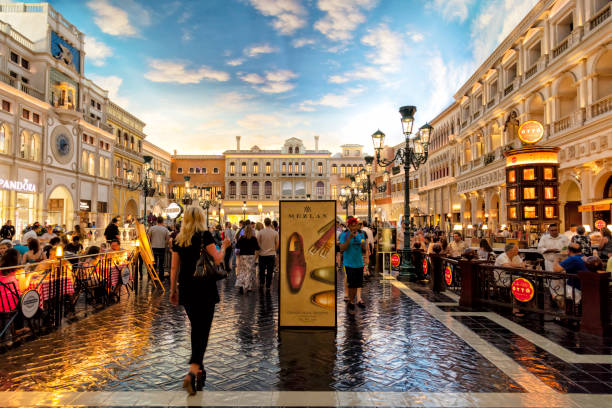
183 372 196 396
196 368 206 391
287 232 306 293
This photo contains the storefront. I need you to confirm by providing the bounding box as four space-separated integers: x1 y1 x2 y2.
0 176 40 238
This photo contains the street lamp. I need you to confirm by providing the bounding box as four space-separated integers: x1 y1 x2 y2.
199 188 222 228
352 155 389 224
372 106 432 281
126 155 159 226
182 176 193 205
242 201 247 220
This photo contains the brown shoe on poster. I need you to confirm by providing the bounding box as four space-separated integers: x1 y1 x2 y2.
287 232 307 293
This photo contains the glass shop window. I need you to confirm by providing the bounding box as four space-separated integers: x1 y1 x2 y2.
508 188 517 201
544 206 555 219
524 206 537 219
544 187 555 200
509 206 517 219
523 168 535 181
543 167 555 180
523 187 536 200
508 170 516 183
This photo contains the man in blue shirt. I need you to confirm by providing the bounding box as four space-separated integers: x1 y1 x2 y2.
553 243 585 306
339 217 367 309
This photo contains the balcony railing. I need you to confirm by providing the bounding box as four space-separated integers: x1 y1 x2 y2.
590 95 611 119
553 109 584 134
589 3 610 31
487 98 496 109
525 64 538 80
0 71 45 102
551 28 583 61
504 83 514 96
473 110 481 120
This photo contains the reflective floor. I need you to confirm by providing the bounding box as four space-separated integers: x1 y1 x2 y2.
0 269 610 407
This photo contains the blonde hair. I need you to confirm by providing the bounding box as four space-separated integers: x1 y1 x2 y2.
175 206 206 247
244 224 254 239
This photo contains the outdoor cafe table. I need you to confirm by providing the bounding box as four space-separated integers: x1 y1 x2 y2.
27 274 74 307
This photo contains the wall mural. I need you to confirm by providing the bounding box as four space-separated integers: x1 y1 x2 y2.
51 31 80 73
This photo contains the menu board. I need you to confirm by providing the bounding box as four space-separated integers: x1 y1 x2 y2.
279 201 336 328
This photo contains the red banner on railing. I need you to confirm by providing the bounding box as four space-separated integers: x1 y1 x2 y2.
511 277 535 302
444 265 452 286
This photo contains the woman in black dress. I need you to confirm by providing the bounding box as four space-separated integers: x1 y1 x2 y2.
170 206 230 395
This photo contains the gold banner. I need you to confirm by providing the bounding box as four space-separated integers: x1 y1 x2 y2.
279 201 336 328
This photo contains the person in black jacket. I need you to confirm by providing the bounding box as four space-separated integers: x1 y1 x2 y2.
104 218 120 243
170 206 230 396
1 220 15 241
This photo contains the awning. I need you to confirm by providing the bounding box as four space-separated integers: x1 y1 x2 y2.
578 198 612 212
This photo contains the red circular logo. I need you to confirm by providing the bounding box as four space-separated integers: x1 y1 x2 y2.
518 120 544 144
423 258 428 275
391 253 400 267
595 220 606 230
511 156 517 163
511 278 535 302
444 265 452 286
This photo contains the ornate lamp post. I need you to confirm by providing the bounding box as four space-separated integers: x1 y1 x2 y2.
199 189 223 228
182 176 193 205
352 155 389 224
126 155 162 227
340 185 359 217
372 106 432 281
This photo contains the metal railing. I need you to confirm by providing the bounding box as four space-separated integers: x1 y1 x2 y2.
589 3 610 31
590 95 611 119
0 249 140 347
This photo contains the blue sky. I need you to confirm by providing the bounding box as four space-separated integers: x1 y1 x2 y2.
40 0 537 154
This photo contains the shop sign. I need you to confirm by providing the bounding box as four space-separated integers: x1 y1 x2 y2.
517 120 544 144
0 178 36 193
391 253 400 267
511 277 534 302
444 265 452 286
595 220 606 230
166 203 182 219
79 200 91 211
579 204 610 212
20 290 40 319
506 151 558 167
422 258 428 275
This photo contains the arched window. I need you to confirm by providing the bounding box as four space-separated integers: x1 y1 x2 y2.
318 162 323 174
88 153 95 175
265 162 271 173
240 181 248 195
282 162 286 172
464 139 472 163
332 164 337 174
253 162 259 174
289 162 293 173
301 162 305 173
138 140 142 152
341 165 346 177
130 136 135 150
116 159 121 177
229 181 236 195
295 147 299 153
241 162 247 174
123 132 128 147
316 181 325 196
229 162 235 173
474 134 483 158
19 131 27 158
289 147 293 153
116 128 121 143
252 181 259 196
265 181 272 195
30 133 40 161
294 162 299 173
0 124 10 154
82 150 88 172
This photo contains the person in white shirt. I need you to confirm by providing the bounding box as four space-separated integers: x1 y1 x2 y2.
147 217 171 280
40 225 57 244
22 225 41 245
563 224 577 241
494 242 525 315
256 218 279 291
537 224 569 271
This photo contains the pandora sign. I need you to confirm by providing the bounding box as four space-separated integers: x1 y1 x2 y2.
0 178 37 193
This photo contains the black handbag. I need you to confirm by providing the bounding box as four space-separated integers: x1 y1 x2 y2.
194 232 227 281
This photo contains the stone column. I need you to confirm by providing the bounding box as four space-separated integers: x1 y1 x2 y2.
581 168 593 226
499 186 507 226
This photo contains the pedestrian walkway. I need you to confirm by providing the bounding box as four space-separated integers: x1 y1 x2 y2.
0 272 610 407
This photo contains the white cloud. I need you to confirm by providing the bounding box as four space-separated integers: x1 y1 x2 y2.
89 74 130 108
84 36 112 66
314 0 377 41
410 32 424 42
238 113 282 130
87 0 140 36
248 0 307 35
244 43 278 57
471 0 538 65
327 24 407 83
427 0 475 23
144 59 230 84
299 87 364 111
227 58 245 66
239 69 298 93
292 37 315 48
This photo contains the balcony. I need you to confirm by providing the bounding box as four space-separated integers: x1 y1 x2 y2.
83 115 113 133
473 110 481 120
551 28 583 62
589 3 610 32
553 109 585 135
504 83 514 96
0 71 45 102
487 97 496 109
589 95 611 119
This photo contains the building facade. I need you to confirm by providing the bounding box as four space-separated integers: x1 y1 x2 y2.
0 3 114 237
330 144 367 219
143 140 171 218
412 0 612 235
222 136 331 222
107 101 146 223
